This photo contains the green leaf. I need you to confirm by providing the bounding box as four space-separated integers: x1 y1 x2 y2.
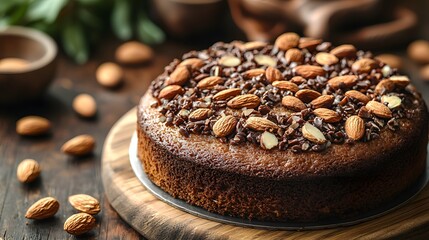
61 21 89 64
76 0 103 6
6 2 29 25
77 8 101 29
136 12 165 45
111 0 132 40
27 0 68 23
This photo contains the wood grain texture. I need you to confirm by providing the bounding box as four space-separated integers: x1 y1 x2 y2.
102 108 429 240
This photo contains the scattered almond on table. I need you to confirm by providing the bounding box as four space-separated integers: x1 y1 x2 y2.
16 116 51 136
420 65 429 82
73 93 97 118
68 194 101 215
115 41 153 64
61 134 96 156
407 40 429 64
96 62 123 88
63 213 96 235
16 159 41 183
25 197 60 220
375 54 402 69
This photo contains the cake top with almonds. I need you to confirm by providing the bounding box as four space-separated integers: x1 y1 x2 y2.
149 32 422 152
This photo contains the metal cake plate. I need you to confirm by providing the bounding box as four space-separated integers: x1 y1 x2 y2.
129 132 429 230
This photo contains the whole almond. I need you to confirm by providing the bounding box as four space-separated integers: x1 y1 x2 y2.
165 65 190 86
294 65 325 79
351 58 377 74
299 38 322 50
243 68 265 79
302 123 326 144
227 94 260 109
295 89 322 103
310 95 334 108
197 76 223 89
327 75 358 89
345 90 370 104
241 41 267 51
68 194 101 215
260 131 278 150
64 213 96 235
330 44 357 58
285 48 303 63
407 40 429 64
213 88 241 101
366 101 392 118
273 81 299 92
374 79 395 95
275 32 300 51
178 58 204 70
17 159 40 183
16 116 51 136
213 115 237 137
61 135 95 156
254 55 277 67
25 197 60 219
96 62 123 88
188 108 211 121
389 75 410 88
290 76 306 84
315 52 338 66
265 67 283 82
245 117 278 132
345 116 365 140
219 55 241 67
282 96 306 111
115 41 153 64
73 94 97 118
159 85 184 99
313 108 341 123
375 54 402 69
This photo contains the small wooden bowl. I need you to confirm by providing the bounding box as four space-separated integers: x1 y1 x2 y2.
0 26 57 105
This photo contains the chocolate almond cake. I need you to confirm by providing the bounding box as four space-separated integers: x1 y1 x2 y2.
137 32 428 222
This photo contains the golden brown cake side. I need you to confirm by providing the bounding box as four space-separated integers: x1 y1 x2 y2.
137 92 427 221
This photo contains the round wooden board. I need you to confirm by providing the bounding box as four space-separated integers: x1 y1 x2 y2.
102 108 429 239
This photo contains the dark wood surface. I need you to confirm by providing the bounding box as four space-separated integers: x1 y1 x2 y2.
1 6 429 238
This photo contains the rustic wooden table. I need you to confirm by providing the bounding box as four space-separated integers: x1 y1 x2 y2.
1 7 429 238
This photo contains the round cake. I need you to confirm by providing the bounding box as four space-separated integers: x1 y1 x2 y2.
137 32 428 222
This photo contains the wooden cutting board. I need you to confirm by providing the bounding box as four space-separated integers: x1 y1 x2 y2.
101 108 429 239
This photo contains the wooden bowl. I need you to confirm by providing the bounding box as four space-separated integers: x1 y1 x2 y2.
0 26 57 105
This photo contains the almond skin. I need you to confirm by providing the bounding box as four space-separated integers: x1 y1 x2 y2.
245 117 278 132
25 197 60 219
96 62 123 88
17 159 41 183
165 65 190 86
294 65 325 79
188 108 211 121
64 213 96 235
227 94 260 109
265 67 283 82
285 48 303 63
213 88 241 101
241 41 267 51
315 52 338 66
243 69 265 79
366 101 393 118
327 75 358 89
313 108 341 123
275 32 300 51
178 58 204 70
299 38 322 50
345 90 370 104
295 89 322 103
197 76 223 89
345 116 365 140
282 96 306 111
61 135 96 156
389 76 410 88
351 58 378 74
330 44 356 58
272 81 299 92
158 85 184 100
374 79 395 95
16 116 51 136
73 94 97 118
115 41 153 64
310 95 335 108
213 116 237 137
68 194 101 215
